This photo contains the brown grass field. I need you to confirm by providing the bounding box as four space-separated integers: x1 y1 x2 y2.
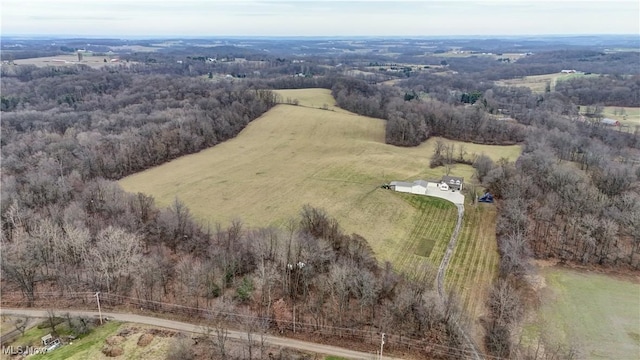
496 72 594 93
273 89 352 114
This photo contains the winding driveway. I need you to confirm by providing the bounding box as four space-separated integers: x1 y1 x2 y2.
434 203 482 360
435 203 465 298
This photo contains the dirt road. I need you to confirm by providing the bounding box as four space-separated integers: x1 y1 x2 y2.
434 204 483 360
435 204 465 298
0 308 396 360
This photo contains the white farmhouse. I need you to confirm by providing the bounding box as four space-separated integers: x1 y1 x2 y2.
442 175 464 191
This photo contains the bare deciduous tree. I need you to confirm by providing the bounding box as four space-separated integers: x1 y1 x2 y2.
12 316 28 336
87 226 142 294
272 298 291 333
1 228 41 306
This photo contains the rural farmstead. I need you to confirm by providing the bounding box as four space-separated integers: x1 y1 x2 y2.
389 177 465 205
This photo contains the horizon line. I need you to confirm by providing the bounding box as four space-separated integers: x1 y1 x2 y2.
2 33 639 39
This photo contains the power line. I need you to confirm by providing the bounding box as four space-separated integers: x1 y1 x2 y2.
2 291 508 360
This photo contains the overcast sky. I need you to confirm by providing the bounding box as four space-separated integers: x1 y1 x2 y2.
2 0 639 37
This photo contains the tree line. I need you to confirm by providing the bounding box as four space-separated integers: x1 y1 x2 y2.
555 74 640 107
330 77 526 146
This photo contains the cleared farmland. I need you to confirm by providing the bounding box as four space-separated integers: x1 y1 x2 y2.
120 88 520 273
496 72 594 93
523 267 640 359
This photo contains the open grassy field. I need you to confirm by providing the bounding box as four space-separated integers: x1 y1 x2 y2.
496 72 594 93
273 88 352 113
444 204 500 338
12 55 124 68
119 88 520 273
523 267 640 359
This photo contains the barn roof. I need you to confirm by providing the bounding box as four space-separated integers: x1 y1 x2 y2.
413 180 429 187
390 181 414 187
601 118 619 125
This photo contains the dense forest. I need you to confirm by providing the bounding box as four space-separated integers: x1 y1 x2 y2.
468 50 639 79
1 65 278 180
555 74 640 107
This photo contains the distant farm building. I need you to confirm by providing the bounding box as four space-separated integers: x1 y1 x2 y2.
600 118 620 126
442 176 464 191
560 69 577 74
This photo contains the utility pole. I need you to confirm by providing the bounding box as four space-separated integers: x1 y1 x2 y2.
379 333 385 360
95 292 103 325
